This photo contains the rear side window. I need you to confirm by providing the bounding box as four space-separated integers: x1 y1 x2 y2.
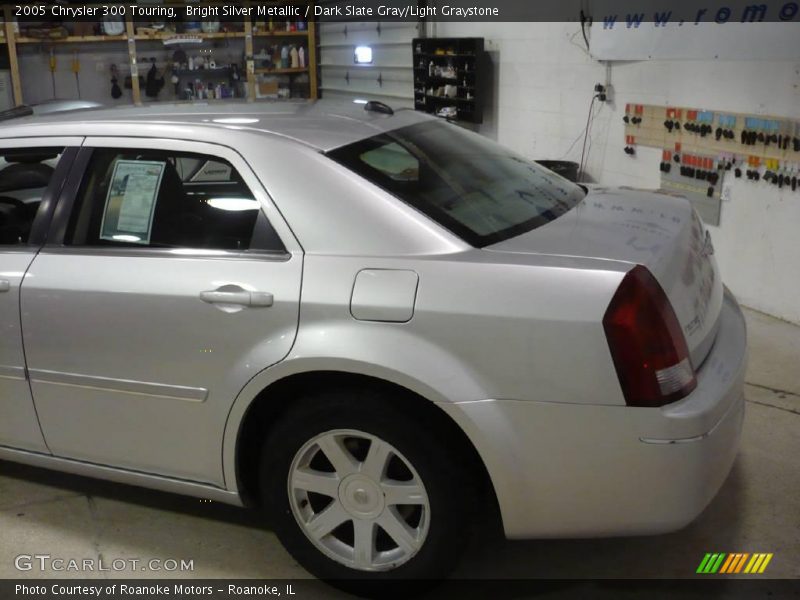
65 148 284 253
327 121 585 247
0 147 64 245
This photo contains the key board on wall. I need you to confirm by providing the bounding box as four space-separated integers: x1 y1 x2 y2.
623 104 800 226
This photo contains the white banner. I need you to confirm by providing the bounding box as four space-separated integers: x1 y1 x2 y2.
591 10 800 60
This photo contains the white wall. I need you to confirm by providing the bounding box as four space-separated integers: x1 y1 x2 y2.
435 22 800 324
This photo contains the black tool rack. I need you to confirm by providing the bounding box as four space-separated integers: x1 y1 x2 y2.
412 37 484 124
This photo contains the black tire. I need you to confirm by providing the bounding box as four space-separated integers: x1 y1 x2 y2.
260 387 475 593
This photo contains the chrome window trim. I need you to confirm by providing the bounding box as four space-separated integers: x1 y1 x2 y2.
39 245 292 262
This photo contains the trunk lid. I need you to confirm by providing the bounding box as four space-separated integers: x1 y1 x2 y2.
486 186 724 366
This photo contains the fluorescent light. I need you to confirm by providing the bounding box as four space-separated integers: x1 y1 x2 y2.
354 46 373 64
112 235 141 242
352 99 368 104
207 198 260 211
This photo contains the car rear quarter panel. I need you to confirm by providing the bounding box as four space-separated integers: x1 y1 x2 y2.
223 250 630 494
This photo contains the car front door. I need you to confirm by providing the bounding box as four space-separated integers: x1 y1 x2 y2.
21 138 303 486
0 138 81 452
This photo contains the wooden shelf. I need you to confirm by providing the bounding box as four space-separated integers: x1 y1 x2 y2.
15 35 128 44
255 67 309 75
253 31 309 38
135 31 245 41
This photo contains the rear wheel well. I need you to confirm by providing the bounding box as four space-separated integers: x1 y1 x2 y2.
234 371 499 524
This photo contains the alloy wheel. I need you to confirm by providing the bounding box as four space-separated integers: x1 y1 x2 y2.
287 429 430 572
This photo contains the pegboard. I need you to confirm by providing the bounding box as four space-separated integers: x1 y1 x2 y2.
623 104 800 226
623 104 800 164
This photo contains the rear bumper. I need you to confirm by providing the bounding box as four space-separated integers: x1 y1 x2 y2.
438 288 747 538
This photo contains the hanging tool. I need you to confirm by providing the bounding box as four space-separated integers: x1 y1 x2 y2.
110 64 122 99
72 51 81 99
49 48 57 98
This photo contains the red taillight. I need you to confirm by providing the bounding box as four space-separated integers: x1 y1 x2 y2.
603 265 697 407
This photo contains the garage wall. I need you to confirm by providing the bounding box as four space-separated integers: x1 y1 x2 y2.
434 21 800 325
17 43 139 106
319 18 419 106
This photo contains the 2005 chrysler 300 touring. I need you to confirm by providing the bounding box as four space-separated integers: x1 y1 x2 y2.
0 100 746 583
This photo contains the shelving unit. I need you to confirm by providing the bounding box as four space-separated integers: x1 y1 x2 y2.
0 2 318 107
249 24 314 100
412 37 484 124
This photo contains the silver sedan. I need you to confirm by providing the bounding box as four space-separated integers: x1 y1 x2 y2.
0 100 746 587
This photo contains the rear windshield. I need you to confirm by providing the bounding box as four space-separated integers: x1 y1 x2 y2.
326 121 585 247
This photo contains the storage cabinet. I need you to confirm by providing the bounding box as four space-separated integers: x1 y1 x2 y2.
412 37 484 124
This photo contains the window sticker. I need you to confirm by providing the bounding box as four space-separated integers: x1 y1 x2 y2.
100 160 165 244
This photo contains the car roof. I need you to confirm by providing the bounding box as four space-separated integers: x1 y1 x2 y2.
0 99 430 152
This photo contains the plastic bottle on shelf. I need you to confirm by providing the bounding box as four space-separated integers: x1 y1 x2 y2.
281 45 289 69
290 46 299 69
298 47 305 68
428 61 434 76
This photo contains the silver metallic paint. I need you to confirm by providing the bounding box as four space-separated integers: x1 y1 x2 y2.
0 102 746 540
350 269 419 323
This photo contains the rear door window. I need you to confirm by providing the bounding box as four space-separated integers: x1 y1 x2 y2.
65 148 284 253
0 147 64 245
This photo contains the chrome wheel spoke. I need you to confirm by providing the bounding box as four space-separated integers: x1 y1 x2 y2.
381 481 426 505
361 438 393 481
291 468 340 498
306 502 349 540
377 507 420 554
352 519 376 569
316 434 357 477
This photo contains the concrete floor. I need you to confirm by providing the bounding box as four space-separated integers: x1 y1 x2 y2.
1 308 798 592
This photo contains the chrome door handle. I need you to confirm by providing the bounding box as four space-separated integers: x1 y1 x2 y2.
0 280 10 293
199 289 274 307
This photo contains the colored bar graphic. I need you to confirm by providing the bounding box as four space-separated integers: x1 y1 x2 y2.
711 553 726 573
698 552 772 574
697 553 713 573
734 553 750 573
747 554 764 573
758 554 773 573
719 554 736 574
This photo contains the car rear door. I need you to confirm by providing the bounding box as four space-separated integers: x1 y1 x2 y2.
0 138 81 452
21 137 303 486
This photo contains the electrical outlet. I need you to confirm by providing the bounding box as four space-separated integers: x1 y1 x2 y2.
594 83 607 102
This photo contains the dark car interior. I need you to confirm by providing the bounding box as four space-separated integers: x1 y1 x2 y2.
0 148 62 245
